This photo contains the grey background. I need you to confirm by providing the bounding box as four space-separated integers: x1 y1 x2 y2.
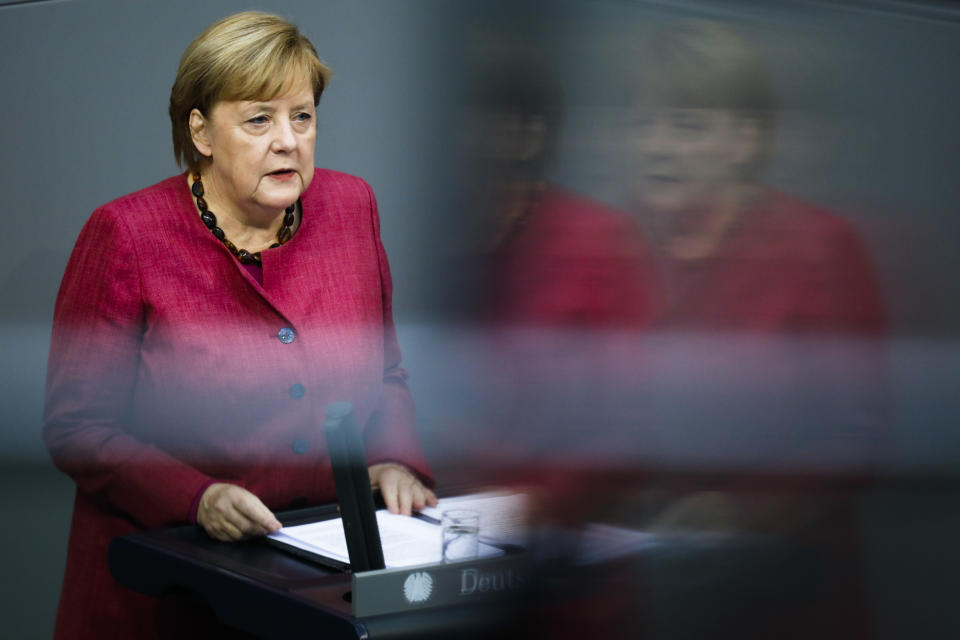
1 0 958 637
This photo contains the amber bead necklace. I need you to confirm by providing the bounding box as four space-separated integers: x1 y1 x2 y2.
191 172 297 266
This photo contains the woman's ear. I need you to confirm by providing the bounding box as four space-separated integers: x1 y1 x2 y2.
189 108 213 158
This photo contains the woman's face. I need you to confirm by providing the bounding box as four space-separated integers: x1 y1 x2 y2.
632 107 756 217
192 81 316 217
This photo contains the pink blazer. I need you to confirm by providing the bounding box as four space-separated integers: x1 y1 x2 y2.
44 169 432 638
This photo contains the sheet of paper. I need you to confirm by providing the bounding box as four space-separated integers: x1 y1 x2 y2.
419 490 531 546
269 508 503 568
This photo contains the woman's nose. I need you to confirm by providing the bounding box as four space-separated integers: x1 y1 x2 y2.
271 120 297 152
643 121 674 159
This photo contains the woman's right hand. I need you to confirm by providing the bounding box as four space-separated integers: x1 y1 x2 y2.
196 483 282 541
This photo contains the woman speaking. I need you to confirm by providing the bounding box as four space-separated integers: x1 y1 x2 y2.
43 11 434 638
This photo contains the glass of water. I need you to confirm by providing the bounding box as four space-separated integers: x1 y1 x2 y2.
442 509 480 563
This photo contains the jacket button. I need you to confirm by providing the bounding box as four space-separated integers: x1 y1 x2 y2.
277 327 296 344
289 383 306 399
292 438 309 454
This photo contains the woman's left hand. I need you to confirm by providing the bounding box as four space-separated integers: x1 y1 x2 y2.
368 463 438 516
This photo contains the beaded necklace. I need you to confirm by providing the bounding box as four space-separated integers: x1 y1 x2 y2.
191 172 296 266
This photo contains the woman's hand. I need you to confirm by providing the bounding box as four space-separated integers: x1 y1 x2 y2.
196 483 282 541
368 463 437 516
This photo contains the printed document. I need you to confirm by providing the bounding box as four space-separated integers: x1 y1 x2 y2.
268 492 527 568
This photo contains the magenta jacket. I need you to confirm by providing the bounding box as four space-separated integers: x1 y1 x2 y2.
44 169 432 638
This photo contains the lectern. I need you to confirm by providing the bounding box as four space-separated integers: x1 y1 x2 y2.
108 402 527 638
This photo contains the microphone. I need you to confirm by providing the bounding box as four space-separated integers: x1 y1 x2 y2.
324 401 385 572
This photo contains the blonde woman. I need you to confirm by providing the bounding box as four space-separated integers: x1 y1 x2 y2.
44 12 434 638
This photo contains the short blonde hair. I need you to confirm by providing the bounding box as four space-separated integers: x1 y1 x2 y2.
638 21 776 177
169 11 333 173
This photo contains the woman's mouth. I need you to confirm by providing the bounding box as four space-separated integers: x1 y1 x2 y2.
267 169 297 181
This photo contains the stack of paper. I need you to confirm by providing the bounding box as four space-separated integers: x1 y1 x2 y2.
268 492 527 568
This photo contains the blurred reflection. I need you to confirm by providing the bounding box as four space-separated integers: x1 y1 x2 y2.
429 11 898 640
630 20 887 482
524 20 890 640
435 53 657 482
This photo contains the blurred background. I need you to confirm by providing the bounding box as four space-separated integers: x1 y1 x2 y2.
2 0 959 637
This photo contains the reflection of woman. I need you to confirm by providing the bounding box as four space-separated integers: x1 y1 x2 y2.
633 22 885 334
44 12 433 638
436 61 655 483
630 22 886 471
626 21 885 639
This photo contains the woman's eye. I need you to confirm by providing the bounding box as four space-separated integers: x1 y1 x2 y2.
247 116 269 125
294 112 313 122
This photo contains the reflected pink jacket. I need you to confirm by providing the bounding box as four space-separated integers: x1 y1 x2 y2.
44 169 431 639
